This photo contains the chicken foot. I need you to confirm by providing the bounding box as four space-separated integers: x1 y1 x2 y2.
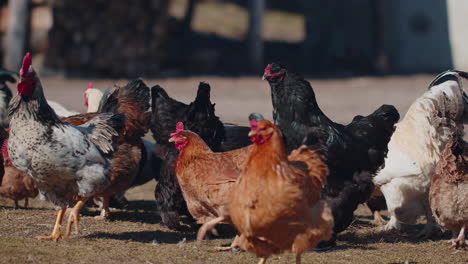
258 257 268 264
94 196 110 221
371 211 387 226
449 225 466 249
196 216 226 241
14 200 19 209
24 198 29 208
215 234 241 251
65 198 88 238
36 207 66 241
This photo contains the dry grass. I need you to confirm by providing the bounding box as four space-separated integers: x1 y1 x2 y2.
1 180 467 264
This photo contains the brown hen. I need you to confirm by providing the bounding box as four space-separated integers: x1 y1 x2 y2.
0 131 38 208
229 119 333 264
169 122 253 243
430 136 468 249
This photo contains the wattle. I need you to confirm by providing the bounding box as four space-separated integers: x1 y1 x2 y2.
18 81 33 96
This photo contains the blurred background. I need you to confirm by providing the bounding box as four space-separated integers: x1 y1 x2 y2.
1 0 467 78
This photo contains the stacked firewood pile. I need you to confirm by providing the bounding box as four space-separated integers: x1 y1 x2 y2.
45 0 170 77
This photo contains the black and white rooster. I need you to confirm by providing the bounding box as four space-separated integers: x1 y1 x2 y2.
7 53 127 240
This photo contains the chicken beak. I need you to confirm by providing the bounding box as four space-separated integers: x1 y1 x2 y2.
262 74 267 80
168 137 175 143
248 130 256 137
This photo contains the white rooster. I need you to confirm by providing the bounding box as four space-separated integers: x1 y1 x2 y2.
84 82 103 113
373 70 468 237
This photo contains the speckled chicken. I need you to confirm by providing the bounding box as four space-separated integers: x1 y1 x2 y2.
429 136 468 249
7 53 149 240
229 119 333 264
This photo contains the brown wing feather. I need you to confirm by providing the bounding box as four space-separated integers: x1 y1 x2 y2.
60 112 98 126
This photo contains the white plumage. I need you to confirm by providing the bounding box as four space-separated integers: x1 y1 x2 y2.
85 83 103 113
47 100 79 117
373 70 468 236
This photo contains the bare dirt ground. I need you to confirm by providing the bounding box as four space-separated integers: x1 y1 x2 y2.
1 75 467 264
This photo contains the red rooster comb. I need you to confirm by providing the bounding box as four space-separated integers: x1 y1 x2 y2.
250 118 258 131
87 82 93 89
264 64 271 75
170 122 185 138
20 52 32 77
176 122 184 132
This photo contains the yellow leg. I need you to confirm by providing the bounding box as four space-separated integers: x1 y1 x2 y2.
94 196 110 220
258 258 267 264
36 207 66 241
65 198 88 238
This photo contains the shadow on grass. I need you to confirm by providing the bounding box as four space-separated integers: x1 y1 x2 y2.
124 200 158 211
84 223 237 245
0 205 51 211
84 230 194 244
339 226 451 245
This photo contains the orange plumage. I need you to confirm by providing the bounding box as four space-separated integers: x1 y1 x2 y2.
169 122 252 242
229 120 333 263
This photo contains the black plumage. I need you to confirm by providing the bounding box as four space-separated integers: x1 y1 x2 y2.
150 82 250 229
264 63 399 248
0 70 16 127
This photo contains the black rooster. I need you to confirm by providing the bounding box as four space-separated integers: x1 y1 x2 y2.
263 63 399 249
150 82 250 229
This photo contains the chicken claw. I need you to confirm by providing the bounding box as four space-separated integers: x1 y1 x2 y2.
65 199 87 237
36 207 66 241
215 234 241 251
196 216 225 241
371 211 387 226
448 226 466 250
94 196 110 221
36 231 63 241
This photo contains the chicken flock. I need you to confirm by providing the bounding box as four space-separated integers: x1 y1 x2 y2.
0 53 467 264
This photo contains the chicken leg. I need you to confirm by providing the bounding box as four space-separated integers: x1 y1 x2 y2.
216 234 241 251
258 257 267 264
36 207 66 241
65 198 88 238
196 216 225 241
14 200 19 209
449 225 466 249
94 196 110 220
24 198 29 208
371 211 387 226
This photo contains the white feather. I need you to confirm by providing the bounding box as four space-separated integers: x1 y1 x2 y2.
374 72 467 231
85 88 103 113
48 100 79 117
